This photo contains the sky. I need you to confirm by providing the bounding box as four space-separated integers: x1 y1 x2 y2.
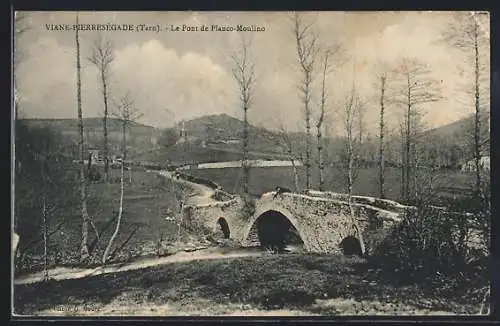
14 11 490 137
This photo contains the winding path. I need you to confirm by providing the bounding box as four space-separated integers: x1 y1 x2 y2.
156 170 216 206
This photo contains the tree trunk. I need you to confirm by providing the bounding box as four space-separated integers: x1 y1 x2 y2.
378 76 386 199
347 131 365 255
290 154 299 192
348 135 354 206
75 13 90 262
473 21 482 202
101 70 110 182
305 98 311 190
400 127 406 202
42 195 48 281
242 105 249 194
317 126 324 191
413 145 419 202
102 120 126 265
405 76 412 203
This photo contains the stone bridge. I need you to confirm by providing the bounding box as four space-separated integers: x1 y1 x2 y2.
160 169 411 256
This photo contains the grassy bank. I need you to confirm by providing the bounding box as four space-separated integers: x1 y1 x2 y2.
14 254 487 316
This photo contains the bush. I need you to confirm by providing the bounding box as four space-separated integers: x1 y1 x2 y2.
87 166 102 182
374 206 470 275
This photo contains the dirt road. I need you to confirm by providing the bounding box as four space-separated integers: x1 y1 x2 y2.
15 253 474 317
14 246 266 286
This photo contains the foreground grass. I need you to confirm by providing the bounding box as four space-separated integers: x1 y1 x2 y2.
14 254 485 316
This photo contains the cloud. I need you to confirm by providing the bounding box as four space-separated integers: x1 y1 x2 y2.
17 37 237 127
346 14 477 131
16 12 489 135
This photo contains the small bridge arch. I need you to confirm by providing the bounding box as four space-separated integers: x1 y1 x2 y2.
214 217 231 239
339 235 364 256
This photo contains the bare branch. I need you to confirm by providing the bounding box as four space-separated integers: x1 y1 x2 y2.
292 12 320 189
87 33 115 78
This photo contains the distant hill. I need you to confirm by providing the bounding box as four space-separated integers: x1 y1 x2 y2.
421 111 489 151
19 112 489 168
178 113 284 152
381 111 490 168
20 117 163 158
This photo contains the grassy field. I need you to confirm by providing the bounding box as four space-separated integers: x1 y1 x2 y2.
15 166 202 274
187 165 476 206
14 254 487 316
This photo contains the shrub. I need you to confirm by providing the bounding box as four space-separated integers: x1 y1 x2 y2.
87 166 102 182
374 206 469 275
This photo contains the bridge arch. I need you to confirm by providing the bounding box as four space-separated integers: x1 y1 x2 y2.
241 203 310 251
339 235 364 256
214 217 231 239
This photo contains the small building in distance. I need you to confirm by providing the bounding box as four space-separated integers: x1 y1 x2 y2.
460 156 490 173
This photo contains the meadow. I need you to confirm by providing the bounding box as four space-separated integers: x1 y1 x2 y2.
15 166 201 274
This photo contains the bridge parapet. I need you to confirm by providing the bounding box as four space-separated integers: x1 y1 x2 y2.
303 190 409 214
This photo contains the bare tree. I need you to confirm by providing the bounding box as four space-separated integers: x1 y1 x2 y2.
316 48 336 191
342 89 363 203
442 11 490 202
378 73 387 198
392 58 443 203
74 13 92 262
231 36 256 195
292 12 319 190
276 120 300 192
88 34 114 182
102 92 142 264
342 88 365 251
357 91 365 170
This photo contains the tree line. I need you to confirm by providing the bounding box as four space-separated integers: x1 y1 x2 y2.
230 12 489 257
231 12 489 206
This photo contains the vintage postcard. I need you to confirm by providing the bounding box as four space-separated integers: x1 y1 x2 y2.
12 11 490 317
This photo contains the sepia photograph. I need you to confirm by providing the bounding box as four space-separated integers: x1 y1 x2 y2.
12 11 490 317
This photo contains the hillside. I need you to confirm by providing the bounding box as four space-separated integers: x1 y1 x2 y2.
169 113 346 163
378 111 490 168
421 112 490 154
18 112 488 168
177 114 284 153
20 117 163 158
